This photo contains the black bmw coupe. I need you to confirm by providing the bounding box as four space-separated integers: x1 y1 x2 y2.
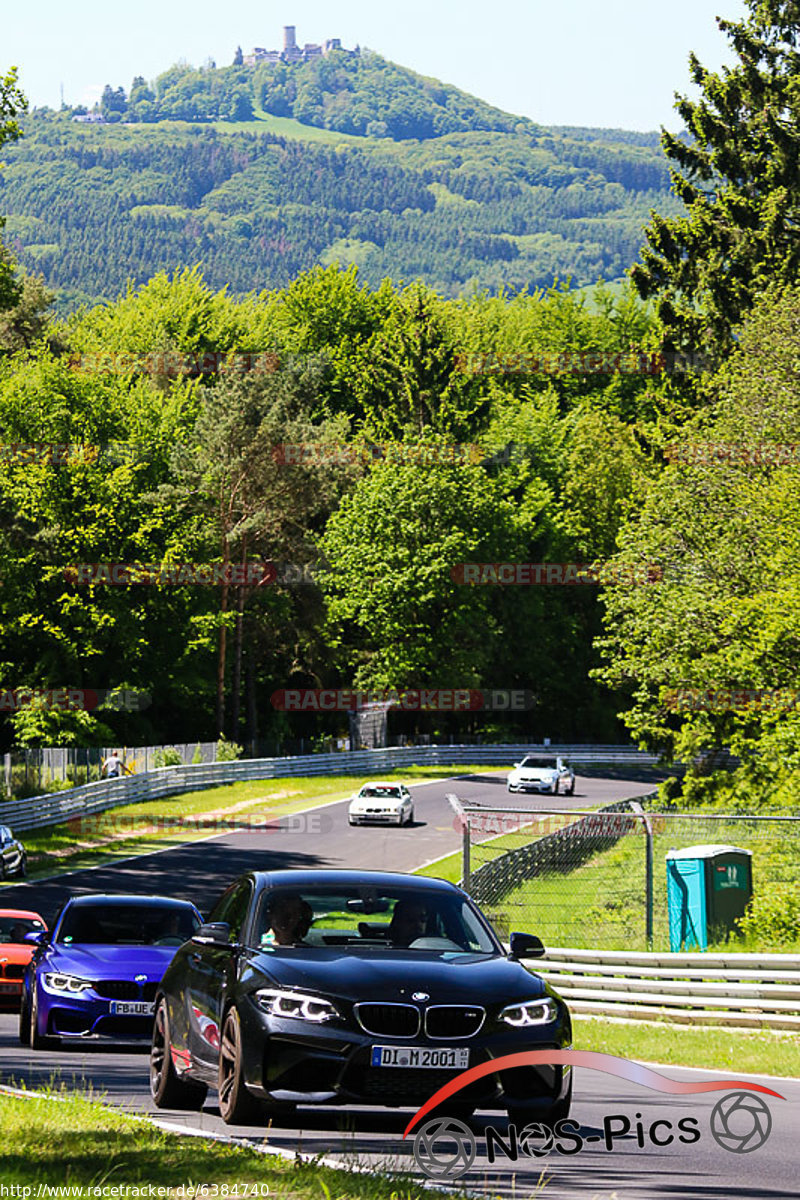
150 869 572 1126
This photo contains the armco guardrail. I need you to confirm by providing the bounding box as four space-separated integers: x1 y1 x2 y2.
463 798 643 905
533 948 800 1030
0 744 658 834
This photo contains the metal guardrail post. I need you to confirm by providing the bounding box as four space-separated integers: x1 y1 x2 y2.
631 800 654 949
462 817 471 891
445 793 470 888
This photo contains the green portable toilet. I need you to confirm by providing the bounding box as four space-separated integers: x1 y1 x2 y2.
666 845 753 951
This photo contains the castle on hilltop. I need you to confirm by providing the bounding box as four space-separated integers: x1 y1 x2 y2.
243 27 358 68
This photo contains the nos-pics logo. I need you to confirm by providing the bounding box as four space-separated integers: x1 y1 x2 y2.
404 1050 783 1180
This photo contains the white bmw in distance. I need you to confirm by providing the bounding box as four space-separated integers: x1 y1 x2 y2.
348 781 415 826
507 755 575 795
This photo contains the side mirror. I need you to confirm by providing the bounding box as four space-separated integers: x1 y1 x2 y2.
512 762 521 769
192 921 231 945
509 931 545 960
24 930 48 945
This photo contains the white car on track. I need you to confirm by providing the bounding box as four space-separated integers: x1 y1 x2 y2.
507 755 575 795
348 781 414 826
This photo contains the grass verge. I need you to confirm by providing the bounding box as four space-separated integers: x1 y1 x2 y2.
0 1087 464 1198
4 766 498 883
573 1015 800 1078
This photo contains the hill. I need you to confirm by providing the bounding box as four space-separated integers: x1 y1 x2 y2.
0 53 680 308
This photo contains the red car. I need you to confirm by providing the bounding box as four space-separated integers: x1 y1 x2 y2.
0 909 47 1007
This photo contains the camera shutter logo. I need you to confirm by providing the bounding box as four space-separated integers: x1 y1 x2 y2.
518 1122 556 1158
413 1117 476 1179
710 1091 772 1153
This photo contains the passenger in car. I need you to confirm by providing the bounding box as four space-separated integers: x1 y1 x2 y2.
388 899 428 945
263 894 313 946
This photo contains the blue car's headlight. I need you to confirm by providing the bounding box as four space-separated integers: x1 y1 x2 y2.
499 997 559 1027
42 972 94 995
255 988 338 1023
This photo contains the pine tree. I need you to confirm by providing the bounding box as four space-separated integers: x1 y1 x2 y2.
632 1 800 361
0 67 26 312
233 45 244 67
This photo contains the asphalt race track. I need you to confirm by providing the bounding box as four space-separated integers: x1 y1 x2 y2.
1 771 797 1198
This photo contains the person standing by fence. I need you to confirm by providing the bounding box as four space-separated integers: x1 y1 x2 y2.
101 749 127 779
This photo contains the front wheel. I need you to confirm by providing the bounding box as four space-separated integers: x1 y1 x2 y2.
19 992 31 1046
566 779 575 796
219 1008 262 1125
150 999 207 1110
552 779 559 795
544 1074 573 1125
29 987 58 1050
508 1076 573 1128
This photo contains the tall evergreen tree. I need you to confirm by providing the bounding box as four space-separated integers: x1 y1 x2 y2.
632 1 800 361
0 66 26 312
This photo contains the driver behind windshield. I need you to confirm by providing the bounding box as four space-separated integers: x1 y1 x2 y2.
263 894 313 946
388 899 428 946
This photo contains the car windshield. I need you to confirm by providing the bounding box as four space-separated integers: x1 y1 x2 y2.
57 904 200 945
0 916 44 942
520 757 557 769
359 786 401 798
253 886 498 955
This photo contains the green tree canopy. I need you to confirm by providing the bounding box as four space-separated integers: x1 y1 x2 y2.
632 0 800 360
0 66 26 312
595 285 800 798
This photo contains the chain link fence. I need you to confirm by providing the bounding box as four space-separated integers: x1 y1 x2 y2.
452 797 800 952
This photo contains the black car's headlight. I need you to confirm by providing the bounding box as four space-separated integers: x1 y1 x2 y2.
42 972 94 995
499 997 559 1027
255 988 339 1023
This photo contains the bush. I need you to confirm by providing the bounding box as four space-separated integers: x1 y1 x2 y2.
215 736 242 762
737 885 800 948
152 746 183 768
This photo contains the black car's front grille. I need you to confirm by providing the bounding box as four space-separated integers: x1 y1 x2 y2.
142 982 158 1001
2 964 25 980
94 980 139 1000
359 1066 463 1100
354 1003 420 1037
424 1005 485 1039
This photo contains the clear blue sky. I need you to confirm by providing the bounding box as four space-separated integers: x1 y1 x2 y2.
5 0 748 131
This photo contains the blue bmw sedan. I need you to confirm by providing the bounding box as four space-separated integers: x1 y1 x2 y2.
20 893 202 1048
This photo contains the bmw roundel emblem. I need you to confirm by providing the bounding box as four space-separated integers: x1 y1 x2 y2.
135 974 147 983
412 991 430 1002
